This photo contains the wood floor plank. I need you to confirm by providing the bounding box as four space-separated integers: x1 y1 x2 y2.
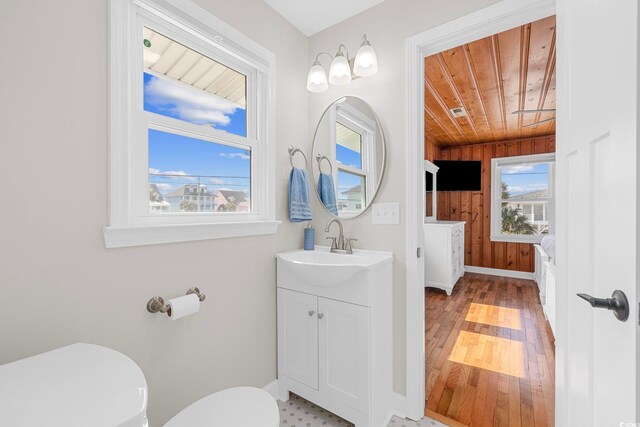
426 273 555 426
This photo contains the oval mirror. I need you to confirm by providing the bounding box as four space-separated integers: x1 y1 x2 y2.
312 96 386 219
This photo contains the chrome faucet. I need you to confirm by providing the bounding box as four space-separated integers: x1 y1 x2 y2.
325 218 345 252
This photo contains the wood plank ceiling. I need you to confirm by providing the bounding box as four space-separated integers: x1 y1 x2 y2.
425 16 556 147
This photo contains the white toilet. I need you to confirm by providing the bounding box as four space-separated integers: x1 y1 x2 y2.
0 343 279 427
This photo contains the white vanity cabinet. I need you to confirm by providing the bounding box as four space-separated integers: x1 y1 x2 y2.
275 248 393 427
423 221 465 295
278 289 370 412
277 289 319 389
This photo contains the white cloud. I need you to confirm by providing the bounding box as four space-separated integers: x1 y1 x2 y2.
220 152 250 160
502 164 534 174
154 183 174 192
149 168 197 182
210 178 225 185
506 183 547 194
145 75 243 127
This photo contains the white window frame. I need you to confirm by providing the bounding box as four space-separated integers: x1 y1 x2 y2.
490 152 555 243
329 102 376 216
105 0 278 248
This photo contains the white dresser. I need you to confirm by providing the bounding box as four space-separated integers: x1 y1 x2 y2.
423 221 465 295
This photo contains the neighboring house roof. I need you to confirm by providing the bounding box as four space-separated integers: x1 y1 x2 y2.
216 190 247 204
341 185 362 195
507 189 548 200
168 184 215 197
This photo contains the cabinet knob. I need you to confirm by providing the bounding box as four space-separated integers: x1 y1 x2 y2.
308 310 315 317
318 313 324 319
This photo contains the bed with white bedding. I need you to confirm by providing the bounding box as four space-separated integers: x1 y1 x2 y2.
534 234 556 337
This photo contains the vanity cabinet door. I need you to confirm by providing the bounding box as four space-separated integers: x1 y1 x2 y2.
318 297 370 413
277 288 318 389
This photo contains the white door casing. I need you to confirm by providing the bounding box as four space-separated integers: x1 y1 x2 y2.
405 0 556 419
555 0 638 425
277 288 319 389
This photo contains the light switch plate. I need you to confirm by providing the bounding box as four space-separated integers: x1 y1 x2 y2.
372 202 400 224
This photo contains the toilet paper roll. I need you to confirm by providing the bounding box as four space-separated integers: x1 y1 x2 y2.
167 294 200 320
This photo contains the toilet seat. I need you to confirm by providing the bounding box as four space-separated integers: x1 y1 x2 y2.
164 387 279 427
0 343 148 427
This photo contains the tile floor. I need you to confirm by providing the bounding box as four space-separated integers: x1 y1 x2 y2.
278 394 445 427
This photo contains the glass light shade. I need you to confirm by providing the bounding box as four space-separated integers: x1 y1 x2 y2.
329 54 352 86
306 62 328 93
353 43 378 77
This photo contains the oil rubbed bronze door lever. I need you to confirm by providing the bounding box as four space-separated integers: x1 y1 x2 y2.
577 290 629 321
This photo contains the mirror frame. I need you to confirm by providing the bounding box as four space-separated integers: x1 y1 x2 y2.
311 96 387 219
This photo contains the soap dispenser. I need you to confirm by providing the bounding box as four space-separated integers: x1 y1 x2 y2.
304 222 315 250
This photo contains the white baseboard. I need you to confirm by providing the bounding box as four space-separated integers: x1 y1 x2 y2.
263 379 279 400
464 265 535 280
392 392 407 419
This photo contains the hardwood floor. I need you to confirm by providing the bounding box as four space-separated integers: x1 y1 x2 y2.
425 273 555 427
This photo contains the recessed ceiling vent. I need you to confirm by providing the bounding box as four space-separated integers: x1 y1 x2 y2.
450 107 467 117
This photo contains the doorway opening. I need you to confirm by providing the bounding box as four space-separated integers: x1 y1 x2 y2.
422 15 557 426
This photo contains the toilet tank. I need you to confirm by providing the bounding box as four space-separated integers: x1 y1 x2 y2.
0 343 148 427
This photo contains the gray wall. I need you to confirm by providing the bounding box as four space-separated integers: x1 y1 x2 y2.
0 0 500 424
306 0 499 394
0 0 308 424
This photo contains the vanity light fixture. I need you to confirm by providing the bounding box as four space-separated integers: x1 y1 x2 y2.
306 34 378 93
353 35 378 77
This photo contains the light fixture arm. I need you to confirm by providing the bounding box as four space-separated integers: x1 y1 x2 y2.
336 44 350 60
313 51 334 66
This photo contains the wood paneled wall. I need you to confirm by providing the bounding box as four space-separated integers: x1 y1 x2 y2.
431 135 555 272
425 136 439 162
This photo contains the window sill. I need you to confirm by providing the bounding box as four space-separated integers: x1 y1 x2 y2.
104 220 281 248
490 234 545 244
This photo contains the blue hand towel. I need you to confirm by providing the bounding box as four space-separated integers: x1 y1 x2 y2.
289 167 313 222
318 172 338 216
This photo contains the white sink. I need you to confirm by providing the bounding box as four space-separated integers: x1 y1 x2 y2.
276 247 392 287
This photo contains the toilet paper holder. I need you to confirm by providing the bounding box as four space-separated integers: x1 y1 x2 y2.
147 287 206 315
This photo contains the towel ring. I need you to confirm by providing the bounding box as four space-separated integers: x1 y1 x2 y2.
316 155 333 174
288 146 307 168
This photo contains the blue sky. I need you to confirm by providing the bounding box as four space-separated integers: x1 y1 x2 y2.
144 73 246 136
144 73 250 196
336 144 361 169
336 170 364 198
501 163 549 196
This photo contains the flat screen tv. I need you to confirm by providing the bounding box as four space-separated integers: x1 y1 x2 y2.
425 160 482 191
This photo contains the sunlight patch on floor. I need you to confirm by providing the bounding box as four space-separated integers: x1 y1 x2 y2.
464 302 522 330
448 330 526 378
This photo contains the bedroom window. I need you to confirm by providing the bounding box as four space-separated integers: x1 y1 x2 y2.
490 153 555 243
105 0 277 248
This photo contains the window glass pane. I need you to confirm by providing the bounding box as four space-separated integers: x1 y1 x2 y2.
143 27 247 137
533 204 544 221
335 123 362 169
500 201 549 235
148 129 251 213
500 162 548 199
337 170 365 216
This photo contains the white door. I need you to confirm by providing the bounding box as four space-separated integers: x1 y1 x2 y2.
318 297 370 413
277 288 318 389
557 0 638 425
